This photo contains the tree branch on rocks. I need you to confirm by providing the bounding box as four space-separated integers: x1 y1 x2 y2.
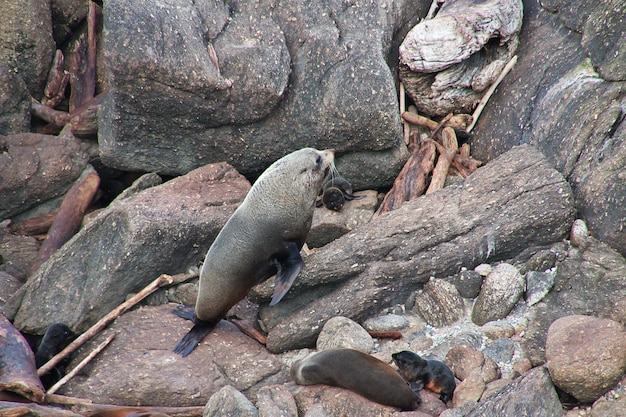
37 269 199 377
41 50 69 108
426 127 458 194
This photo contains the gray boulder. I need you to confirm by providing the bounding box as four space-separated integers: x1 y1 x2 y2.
98 0 429 189
0 0 55 97
6 162 250 334
0 65 31 135
0 133 89 221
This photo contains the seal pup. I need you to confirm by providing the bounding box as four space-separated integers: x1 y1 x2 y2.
35 323 75 388
392 350 456 403
173 148 335 357
315 176 363 211
291 348 420 410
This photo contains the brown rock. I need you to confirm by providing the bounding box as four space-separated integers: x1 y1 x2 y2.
546 315 626 403
59 304 285 406
413 278 464 327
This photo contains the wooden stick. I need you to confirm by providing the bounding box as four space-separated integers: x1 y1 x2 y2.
428 113 452 140
375 133 436 216
426 127 458 194
367 330 403 339
46 334 115 395
73 404 204 417
400 82 410 145
31 172 101 274
44 393 94 406
466 55 518 133
228 318 267 345
31 98 70 126
8 213 57 236
37 269 198 377
42 50 69 108
402 111 472 132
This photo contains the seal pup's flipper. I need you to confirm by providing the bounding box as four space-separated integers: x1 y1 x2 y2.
269 242 303 306
173 321 216 357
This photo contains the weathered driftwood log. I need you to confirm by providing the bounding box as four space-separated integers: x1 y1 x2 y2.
375 132 435 216
253 145 575 353
399 0 523 116
0 314 45 402
426 127 458 194
41 49 69 108
30 171 100 274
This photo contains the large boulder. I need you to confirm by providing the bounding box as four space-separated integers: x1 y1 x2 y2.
98 0 430 189
5 162 250 335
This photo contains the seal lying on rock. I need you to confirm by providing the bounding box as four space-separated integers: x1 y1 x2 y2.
392 350 456 403
173 148 335 357
291 348 420 410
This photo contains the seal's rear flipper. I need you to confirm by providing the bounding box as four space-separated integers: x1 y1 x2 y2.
269 242 303 306
173 321 215 357
172 305 195 321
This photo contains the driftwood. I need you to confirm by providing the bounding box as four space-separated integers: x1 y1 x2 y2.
0 315 45 403
254 145 576 353
37 269 198 377
367 330 403 340
42 50 69 108
402 111 473 132
8 213 56 236
69 1 99 112
46 334 116 395
31 99 70 127
466 55 518 132
228 318 267 345
31 172 101 274
426 127 458 194
375 133 435 216
73 404 204 417
70 93 107 137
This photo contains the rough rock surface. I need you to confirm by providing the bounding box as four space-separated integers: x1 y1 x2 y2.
255 145 574 353
315 316 374 353
469 0 626 257
0 0 55 97
58 304 286 406
522 236 626 365
0 66 31 135
98 0 428 189
471 263 525 326
414 279 464 327
6 162 250 334
444 367 563 417
204 385 259 417
0 133 89 220
546 315 626 403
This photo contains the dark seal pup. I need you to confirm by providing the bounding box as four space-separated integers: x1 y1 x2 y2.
392 350 456 403
291 348 420 410
173 148 335 357
315 176 363 211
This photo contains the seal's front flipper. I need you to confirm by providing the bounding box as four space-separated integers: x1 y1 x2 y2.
173 321 215 357
269 242 303 306
172 305 195 321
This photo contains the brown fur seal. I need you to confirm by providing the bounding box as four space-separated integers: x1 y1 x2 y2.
173 148 335 356
392 350 456 403
291 348 420 410
315 176 363 211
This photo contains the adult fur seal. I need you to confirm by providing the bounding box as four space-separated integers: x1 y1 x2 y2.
173 148 335 356
392 350 456 403
291 348 420 410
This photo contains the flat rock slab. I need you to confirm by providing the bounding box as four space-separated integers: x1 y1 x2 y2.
59 303 287 407
254 144 575 353
6 162 250 335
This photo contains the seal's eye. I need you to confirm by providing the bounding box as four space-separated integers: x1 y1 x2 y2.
314 155 322 170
